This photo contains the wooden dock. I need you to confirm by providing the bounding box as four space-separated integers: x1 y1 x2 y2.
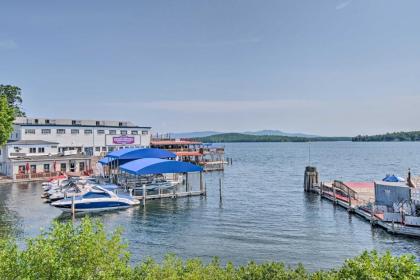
133 190 205 201
303 166 420 238
317 182 420 238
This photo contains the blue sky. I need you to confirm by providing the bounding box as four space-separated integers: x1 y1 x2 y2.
1 0 420 136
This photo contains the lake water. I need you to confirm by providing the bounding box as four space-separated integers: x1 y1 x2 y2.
0 142 420 270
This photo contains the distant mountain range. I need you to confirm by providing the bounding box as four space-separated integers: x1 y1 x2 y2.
170 130 320 139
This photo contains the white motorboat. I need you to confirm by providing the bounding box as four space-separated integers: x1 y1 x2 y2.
51 185 140 212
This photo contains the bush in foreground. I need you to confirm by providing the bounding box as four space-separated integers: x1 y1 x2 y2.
0 218 418 279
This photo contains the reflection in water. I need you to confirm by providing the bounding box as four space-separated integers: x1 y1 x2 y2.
0 142 420 270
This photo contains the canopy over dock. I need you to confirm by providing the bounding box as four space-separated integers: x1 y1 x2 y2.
120 158 203 175
99 148 176 165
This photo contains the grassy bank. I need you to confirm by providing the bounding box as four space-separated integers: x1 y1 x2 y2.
0 218 418 279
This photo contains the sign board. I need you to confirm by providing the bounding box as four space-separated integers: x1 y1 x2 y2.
106 135 140 146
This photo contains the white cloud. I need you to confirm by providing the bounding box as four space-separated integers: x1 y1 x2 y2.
0 39 17 50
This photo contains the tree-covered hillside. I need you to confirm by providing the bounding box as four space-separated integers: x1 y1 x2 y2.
353 131 420 142
195 133 351 143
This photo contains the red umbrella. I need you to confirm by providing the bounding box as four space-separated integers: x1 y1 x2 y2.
26 162 30 174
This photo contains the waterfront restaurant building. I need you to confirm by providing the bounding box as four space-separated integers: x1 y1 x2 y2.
0 117 151 180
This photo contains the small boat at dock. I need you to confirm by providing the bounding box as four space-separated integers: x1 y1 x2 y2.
51 185 140 212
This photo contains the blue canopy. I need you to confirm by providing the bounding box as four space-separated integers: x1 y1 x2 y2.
383 174 405 183
99 157 114 165
107 148 176 160
120 158 203 175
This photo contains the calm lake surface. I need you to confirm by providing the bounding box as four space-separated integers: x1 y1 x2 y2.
1 142 420 270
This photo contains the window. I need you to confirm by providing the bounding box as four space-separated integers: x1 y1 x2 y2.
83 192 111 199
34 119 39 124
18 165 26 174
29 147 36 153
142 130 148 135
30 165 36 173
119 122 123 127
97 130 105 134
70 162 75 172
14 147 21 152
41 129 51 134
84 129 93 134
96 121 100 126
25 129 36 134
120 130 127 135
57 129 66 134
131 130 138 135
43 164 50 172
51 145 57 149
95 147 100 152
79 162 85 171
38 147 45 153
102 147 107 151
109 130 116 135
45 119 50 124
60 163 66 172
71 129 79 134
72 120 77 125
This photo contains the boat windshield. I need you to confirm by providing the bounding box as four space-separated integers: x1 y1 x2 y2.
83 192 111 199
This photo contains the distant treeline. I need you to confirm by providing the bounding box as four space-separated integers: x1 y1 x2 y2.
353 131 420 142
194 133 351 143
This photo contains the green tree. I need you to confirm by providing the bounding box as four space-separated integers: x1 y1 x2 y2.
0 84 25 117
0 218 418 279
0 95 15 145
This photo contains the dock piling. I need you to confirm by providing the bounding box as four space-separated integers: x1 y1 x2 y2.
304 166 318 192
219 177 223 201
143 184 146 206
71 195 75 220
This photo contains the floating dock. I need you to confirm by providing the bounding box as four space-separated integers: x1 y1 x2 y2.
304 166 420 238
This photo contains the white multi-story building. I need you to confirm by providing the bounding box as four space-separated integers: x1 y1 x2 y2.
10 117 151 156
0 117 151 180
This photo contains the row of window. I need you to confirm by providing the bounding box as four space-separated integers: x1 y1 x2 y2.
26 129 148 135
13 146 50 153
32 119 128 127
18 162 85 174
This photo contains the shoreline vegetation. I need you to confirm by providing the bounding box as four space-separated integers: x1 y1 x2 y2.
193 131 420 143
194 133 351 143
0 218 418 279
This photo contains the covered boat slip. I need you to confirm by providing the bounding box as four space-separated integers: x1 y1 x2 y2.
98 148 176 179
98 148 206 202
119 158 205 201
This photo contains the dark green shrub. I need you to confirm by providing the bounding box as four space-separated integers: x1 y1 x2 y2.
0 218 418 279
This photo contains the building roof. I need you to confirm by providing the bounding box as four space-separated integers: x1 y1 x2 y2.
13 117 151 129
175 151 203 157
151 140 202 145
7 140 59 145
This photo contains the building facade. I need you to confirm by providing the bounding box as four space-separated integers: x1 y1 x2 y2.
10 117 151 156
0 117 151 180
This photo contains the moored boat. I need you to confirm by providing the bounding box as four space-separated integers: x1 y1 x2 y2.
51 185 139 212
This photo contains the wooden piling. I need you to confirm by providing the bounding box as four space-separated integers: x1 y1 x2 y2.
143 184 146 206
304 166 318 192
71 195 75 220
219 177 222 201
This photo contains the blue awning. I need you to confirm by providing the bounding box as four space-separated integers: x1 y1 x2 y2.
383 174 405 182
99 157 114 165
120 158 203 175
107 148 176 160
